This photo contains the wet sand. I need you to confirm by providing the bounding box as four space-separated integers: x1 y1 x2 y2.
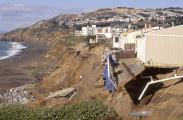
0 41 49 93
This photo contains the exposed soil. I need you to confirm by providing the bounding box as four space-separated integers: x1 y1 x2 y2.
27 42 183 120
1 39 183 120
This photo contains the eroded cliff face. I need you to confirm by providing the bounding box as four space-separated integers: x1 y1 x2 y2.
1 28 25 41
21 35 183 120
26 43 132 119
0 19 70 46
2 29 68 45
33 45 183 120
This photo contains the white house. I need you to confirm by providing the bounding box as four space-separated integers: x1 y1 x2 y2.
75 25 97 36
112 31 143 50
95 27 114 43
112 26 163 50
82 25 97 36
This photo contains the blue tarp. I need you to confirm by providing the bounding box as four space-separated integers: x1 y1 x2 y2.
103 65 116 92
103 53 117 92
109 54 117 67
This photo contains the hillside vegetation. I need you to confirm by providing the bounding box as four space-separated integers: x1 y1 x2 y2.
0 101 120 120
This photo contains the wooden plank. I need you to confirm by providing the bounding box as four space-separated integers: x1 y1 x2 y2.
46 87 76 99
117 59 145 86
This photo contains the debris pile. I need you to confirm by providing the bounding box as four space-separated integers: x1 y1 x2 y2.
46 87 77 101
0 85 34 105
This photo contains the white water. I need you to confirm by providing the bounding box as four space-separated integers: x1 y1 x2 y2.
0 42 27 60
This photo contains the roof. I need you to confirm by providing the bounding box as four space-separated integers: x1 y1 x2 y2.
147 25 183 36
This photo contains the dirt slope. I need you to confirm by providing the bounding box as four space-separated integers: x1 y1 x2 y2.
29 43 183 120
30 44 135 119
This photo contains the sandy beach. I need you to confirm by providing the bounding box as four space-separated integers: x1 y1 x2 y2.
0 41 49 93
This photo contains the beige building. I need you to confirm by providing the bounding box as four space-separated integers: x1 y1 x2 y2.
137 25 183 67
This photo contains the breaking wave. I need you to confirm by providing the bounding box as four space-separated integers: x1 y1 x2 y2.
0 42 27 60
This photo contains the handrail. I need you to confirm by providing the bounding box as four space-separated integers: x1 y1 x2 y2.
138 75 183 100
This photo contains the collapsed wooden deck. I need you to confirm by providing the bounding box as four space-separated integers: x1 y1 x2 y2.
116 58 145 86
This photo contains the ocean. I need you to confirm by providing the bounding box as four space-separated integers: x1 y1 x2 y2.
0 41 26 60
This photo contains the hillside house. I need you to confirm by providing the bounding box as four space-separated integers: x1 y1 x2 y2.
95 27 113 42
112 26 162 50
112 31 142 51
136 25 183 67
75 25 97 36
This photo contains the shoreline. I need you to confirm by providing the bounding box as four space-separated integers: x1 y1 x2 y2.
0 41 49 94
0 41 27 60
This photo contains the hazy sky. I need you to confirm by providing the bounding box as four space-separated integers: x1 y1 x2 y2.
0 0 183 31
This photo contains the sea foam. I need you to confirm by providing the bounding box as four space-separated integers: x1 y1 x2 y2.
0 42 27 60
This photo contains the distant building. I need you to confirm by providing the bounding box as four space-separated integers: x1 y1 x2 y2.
95 27 115 43
136 25 183 68
75 25 97 36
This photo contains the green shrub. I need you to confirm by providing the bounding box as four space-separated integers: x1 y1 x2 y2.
178 118 183 120
0 101 120 120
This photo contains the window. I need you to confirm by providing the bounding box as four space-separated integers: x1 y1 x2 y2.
115 37 119 43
